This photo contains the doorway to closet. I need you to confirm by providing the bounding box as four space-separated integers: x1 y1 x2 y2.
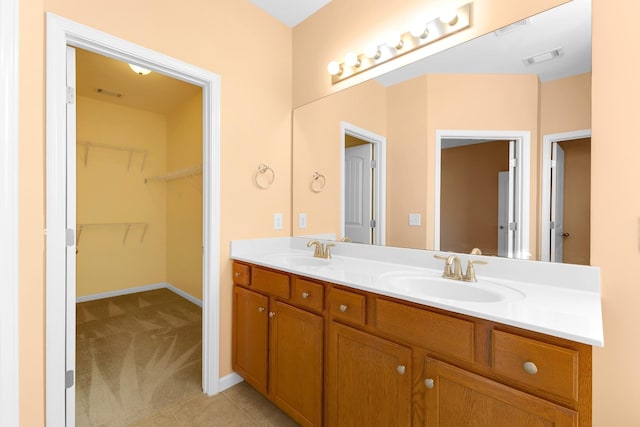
46 14 221 427
73 47 204 425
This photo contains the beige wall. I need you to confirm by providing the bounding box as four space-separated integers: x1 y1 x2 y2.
441 141 509 255
386 76 429 249
292 79 386 237
541 72 592 135
76 96 168 297
592 1 640 424
166 92 203 299
18 0 291 424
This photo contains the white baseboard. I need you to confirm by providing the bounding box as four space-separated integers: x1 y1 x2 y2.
165 283 202 307
76 282 202 306
218 372 244 393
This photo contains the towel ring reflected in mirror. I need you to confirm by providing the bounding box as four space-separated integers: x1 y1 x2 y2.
255 163 275 189
311 172 326 193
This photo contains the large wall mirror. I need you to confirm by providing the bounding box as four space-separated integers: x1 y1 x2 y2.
292 0 591 264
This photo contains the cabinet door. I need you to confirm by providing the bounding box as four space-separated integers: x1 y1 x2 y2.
329 322 411 427
233 286 269 395
423 357 577 427
269 300 324 427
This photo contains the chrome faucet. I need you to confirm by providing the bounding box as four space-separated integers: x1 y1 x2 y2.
434 254 487 282
307 240 335 259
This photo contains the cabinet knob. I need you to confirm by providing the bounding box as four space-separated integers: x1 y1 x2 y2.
396 365 406 375
339 304 348 312
269 311 276 318
523 361 538 375
301 292 310 299
258 306 265 313
234 272 241 278
424 378 435 389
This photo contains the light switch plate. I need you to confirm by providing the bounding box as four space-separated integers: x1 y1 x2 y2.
409 213 421 226
274 213 283 230
298 213 307 229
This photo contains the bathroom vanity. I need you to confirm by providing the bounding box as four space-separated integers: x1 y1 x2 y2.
231 237 603 427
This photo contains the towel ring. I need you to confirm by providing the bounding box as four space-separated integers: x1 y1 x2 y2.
311 172 326 193
255 164 275 189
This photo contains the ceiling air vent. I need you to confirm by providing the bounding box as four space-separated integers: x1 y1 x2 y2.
96 88 123 98
494 19 530 37
522 48 564 66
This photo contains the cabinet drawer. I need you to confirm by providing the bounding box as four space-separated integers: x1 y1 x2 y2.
252 267 291 299
375 298 475 363
291 277 325 312
330 288 366 325
491 330 578 402
232 262 251 286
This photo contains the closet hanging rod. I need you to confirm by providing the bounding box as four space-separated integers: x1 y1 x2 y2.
145 164 202 183
77 141 149 172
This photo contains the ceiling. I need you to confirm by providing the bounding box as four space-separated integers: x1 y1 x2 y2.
75 48 201 115
249 0 332 27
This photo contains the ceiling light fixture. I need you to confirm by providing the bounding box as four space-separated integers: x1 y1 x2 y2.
327 2 471 84
345 52 361 68
522 47 564 66
128 64 152 76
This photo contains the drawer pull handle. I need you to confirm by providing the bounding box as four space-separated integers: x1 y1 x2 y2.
339 304 348 312
396 365 406 375
269 311 276 318
523 361 538 375
424 378 435 389
301 292 310 299
258 307 265 313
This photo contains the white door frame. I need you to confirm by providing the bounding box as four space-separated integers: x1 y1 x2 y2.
0 0 21 424
340 122 386 245
46 13 221 425
435 130 531 259
540 129 591 261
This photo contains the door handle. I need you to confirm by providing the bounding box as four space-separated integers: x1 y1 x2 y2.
562 232 570 239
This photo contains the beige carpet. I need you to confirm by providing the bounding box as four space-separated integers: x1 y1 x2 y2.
76 288 202 426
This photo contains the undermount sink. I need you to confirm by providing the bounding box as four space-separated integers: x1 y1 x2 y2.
263 253 337 267
381 271 525 303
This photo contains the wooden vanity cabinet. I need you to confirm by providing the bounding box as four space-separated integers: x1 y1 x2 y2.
328 321 412 427
423 357 577 426
232 262 592 427
232 264 323 427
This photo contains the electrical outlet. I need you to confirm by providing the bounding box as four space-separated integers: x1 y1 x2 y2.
274 213 283 230
409 213 421 226
298 213 307 229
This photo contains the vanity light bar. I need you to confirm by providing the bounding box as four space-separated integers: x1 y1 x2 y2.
328 3 472 84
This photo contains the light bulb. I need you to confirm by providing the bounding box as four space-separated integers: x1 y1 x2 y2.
386 33 403 50
327 61 342 76
364 43 381 59
345 52 361 68
128 64 152 75
439 5 459 25
409 21 428 39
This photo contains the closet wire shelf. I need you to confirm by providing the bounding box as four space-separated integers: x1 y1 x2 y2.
76 222 149 248
145 164 203 183
77 141 148 172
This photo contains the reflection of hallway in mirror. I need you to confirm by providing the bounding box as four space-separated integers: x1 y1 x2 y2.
554 138 591 265
440 140 510 256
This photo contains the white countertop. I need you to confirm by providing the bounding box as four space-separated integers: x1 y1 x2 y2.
230 237 604 347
